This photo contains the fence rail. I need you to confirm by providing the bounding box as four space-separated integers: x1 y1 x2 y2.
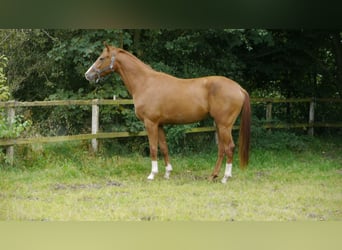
0 99 134 108
1 98 341 164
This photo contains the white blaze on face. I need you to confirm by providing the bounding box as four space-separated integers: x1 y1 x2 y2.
85 63 96 81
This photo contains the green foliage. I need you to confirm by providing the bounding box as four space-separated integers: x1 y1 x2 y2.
119 108 144 133
0 115 32 139
47 29 131 81
0 84 9 101
251 116 312 151
32 89 91 136
0 55 9 101
165 123 202 154
0 115 32 164
2 29 341 101
1 30 56 100
0 55 32 142
0 29 133 101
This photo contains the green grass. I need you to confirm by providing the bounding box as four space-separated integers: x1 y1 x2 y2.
0 136 341 221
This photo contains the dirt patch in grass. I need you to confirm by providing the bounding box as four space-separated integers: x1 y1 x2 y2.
52 180 123 191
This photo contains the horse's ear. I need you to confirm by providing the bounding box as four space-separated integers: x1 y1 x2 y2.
103 41 110 51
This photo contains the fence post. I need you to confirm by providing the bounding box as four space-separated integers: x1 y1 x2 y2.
6 100 15 165
91 99 99 153
266 102 272 131
266 102 272 121
213 121 218 144
308 98 315 136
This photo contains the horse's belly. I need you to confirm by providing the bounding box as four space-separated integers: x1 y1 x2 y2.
134 83 209 124
160 99 209 124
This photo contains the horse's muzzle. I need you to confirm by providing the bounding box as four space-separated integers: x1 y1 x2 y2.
85 68 98 82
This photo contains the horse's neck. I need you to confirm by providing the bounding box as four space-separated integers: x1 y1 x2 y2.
116 51 152 96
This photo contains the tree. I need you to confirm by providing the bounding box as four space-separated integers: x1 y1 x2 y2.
0 29 341 137
240 30 342 99
0 55 9 101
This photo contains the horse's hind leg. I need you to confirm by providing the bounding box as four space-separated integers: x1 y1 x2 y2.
158 126 173 179
210 124 235 183
210 141 225 180
210 125 226 180
221 138 235 184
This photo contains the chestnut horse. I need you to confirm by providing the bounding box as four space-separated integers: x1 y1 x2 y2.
85 44 251 183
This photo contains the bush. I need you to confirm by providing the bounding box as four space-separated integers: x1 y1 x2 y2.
251 116 312 152
0 115 32 139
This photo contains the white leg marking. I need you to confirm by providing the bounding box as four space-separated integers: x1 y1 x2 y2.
164 163 173 179
147 161 158 180
221 163 232 184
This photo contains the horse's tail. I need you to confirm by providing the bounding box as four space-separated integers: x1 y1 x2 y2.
238 89 251 169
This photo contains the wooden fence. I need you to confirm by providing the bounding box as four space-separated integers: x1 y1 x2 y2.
1 98 342 164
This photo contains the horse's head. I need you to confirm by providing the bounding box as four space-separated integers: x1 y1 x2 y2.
85 42 116 82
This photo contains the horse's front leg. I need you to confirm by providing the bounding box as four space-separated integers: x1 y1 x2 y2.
145 119 159 180
158 126 173 179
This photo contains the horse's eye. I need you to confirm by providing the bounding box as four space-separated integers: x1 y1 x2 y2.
99 57 104 61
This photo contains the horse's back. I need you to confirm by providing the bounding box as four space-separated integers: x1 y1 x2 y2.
135 72 245 125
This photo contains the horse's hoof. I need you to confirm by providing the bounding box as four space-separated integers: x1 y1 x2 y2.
221 177 228 184
208 175 218 181
147 173 155 180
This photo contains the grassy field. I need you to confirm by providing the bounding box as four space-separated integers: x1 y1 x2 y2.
0 135 341 221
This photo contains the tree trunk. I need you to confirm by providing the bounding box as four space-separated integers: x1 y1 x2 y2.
133 29 142 57
331 32 342 98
